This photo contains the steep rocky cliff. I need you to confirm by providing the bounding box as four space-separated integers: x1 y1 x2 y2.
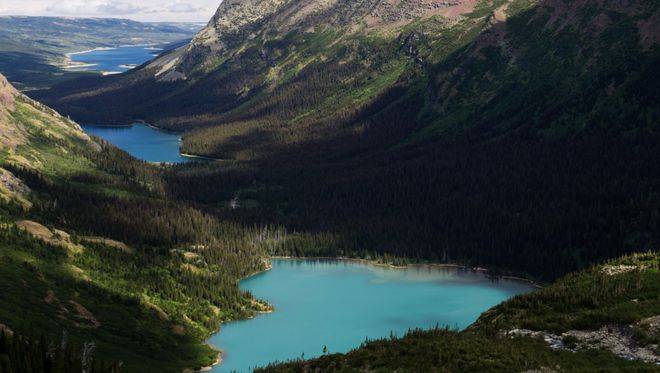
155 0 485 79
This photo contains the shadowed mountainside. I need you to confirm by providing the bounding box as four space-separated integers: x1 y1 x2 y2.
0 72 273 371
33 0 660 281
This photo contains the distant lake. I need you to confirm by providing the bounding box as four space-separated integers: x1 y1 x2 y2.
210 259 534 372
81 123 189 163
66 45 162 75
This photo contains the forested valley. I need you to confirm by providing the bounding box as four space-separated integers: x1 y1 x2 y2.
45 0 657 281
2 0 659 371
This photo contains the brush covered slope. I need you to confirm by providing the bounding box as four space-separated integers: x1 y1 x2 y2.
258 252 660 372
0 72 273 372
38 0 660 281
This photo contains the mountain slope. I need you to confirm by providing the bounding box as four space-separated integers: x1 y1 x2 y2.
0 73 273 371
3 0 659 370
35 0 659 282
34 0 502 130
36 0 659 159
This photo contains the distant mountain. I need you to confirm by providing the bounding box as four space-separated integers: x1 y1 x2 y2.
0 16 200 90
35 0 520 126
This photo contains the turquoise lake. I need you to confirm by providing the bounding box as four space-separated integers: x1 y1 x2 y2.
67 45 162 74
210 259 534 372
81 123 189 163
74 46 191 163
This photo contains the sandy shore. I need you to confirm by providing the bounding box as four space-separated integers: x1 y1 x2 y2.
66 47 115 57
62 62 98 69
197 354 222 372
180 153 223 161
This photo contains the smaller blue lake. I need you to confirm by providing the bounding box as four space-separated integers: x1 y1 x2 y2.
81 123 189 163
66 45 162 74
209 259 534 372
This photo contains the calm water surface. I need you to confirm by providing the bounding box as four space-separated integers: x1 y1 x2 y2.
210 259 534 372
81 123 188 163
74 47 188 163
68 45 161 74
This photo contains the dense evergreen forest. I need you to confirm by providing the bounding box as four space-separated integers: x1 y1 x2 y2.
3 0 659 371
0 330 120 373
0 77 274 371
35 0 660 280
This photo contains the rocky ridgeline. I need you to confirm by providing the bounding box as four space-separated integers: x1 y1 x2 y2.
168 0 478 76
366 0 466 24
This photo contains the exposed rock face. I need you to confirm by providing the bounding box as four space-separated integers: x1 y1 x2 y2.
0 168 32 209
507 320 660 364
0 73 17 113
200 0 290 42
0 73 29 151
159 0 481 77
178 0 290 72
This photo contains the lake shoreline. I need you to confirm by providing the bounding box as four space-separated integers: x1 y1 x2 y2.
181 153 223 161
59 44 161 73
208 256 537 371
82 120 225 162
268 256 544 289
197 355 222 373
60 47 115 70
199 261 274 372
82 123 133 128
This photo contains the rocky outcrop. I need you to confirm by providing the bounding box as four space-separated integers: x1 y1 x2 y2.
16 220 85 255
157 0 482 77
0 167 31 209
0 73 17 113
507 318 660 364
176 0 290 73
